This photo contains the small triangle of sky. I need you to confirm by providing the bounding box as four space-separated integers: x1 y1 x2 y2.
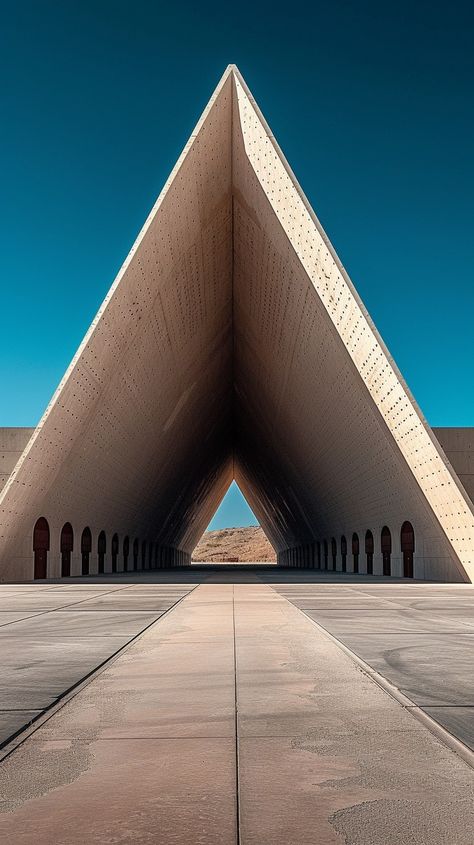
207 481 259 531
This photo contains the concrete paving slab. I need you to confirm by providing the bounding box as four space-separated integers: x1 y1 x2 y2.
0 592 122 610
236 582 474 844
270 578 474 749
423 707 474 751
303 608 469 633
0 738 237 845
0 635 133 711
332 632 474 705
0 582 196 746
0 610 162 637
0 710 42 739
63 596 188 611
0 611 40 627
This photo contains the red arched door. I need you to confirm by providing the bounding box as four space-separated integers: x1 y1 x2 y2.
98 531 106 574
401 521 415 578
381 526 392 576
352 533 359 573
60 522 73 577
341 536 347 572
81 528 92 576
111 534 119 573
123 536 130 572
365 530 374 575
33 517 49 580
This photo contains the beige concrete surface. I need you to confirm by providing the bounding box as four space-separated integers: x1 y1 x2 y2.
0 428 34 493
434 427 474 504
0 577 472 844
0 67 473 583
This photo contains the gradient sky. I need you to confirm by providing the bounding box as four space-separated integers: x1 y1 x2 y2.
1 1 473 529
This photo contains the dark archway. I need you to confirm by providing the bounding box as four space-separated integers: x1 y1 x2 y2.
381 526 391 576
323 540 328 570
352 532 359 574
141 540 147 570
111 533 119 573
365 530 374 575
331 537 337 570
81 527 92 576
133 538 139 571
340 535 347 572
60 522 73 578
98 531 106 574
123 536 130 572
316 541 321 569
401 521 415 578
148 542 154 570
33 517 49 580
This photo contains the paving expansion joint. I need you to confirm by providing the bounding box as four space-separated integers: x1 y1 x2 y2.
273 591 474 772
0 586 198 764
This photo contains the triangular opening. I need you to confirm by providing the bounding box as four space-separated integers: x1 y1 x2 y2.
207 480 258 531
192 480 276 563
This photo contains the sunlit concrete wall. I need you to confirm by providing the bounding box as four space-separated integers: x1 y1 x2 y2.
0 429 34 494
231 71 474 581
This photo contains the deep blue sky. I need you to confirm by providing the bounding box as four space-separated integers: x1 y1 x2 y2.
1 1 473 528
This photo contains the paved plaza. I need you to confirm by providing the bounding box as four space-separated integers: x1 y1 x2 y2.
0 568 472 843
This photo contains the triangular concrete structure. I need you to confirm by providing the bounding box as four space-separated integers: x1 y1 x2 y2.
1 66 473 582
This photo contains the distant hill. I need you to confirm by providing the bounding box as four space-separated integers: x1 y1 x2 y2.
192 526 276 562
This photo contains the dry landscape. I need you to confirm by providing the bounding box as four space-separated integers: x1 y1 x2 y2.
192 526 276 562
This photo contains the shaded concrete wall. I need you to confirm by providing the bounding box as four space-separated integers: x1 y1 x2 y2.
0 70 234 580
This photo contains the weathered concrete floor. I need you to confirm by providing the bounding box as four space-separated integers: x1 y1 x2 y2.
0 578 472 844
0 579 196 746
270 576 474 750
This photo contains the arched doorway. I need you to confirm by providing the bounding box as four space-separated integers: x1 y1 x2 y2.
365 530 374 575
341 535 347 572
323 540 328 570
141 541 147 570
111 533 119 573
33 517 49 580
316 541 321 569
98 531 106 574
401 521 415 578
81 527 92 576
148 542 154 570
123 536 130 572
352 532 359 573
331 538 337 571
60 522 73 578
133 538 139 571
381 526 391 576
